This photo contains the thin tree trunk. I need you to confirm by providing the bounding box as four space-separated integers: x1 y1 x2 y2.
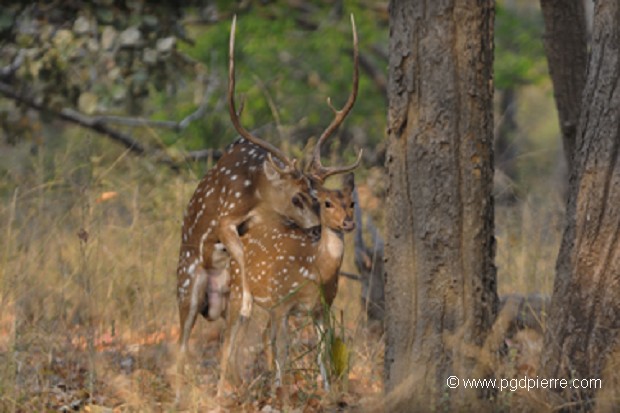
540 0 588 174
495 88 518 181
541 0 620 409
384 1 497 409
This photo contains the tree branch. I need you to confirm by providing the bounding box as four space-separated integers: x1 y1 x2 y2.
93 73 218 131
340 271 362 281
0 82 148 155
0 50 25 79
0 81 224 170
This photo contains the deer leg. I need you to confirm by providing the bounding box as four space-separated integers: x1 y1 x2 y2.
265 312 279 388
217 321 234 398
179 266 209 355
266 311 291 407
218 219 252 320
271 312 289 390
217 306 245 398
205 267 230 320
176 266 208 401
315 320 331 391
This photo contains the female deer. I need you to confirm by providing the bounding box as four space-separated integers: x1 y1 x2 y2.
218 173 356 395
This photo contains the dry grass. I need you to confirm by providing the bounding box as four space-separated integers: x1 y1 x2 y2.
2 119 613 412
1 131 190 410
0 130 384 411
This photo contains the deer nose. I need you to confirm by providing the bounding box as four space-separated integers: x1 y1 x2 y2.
343 219 355 232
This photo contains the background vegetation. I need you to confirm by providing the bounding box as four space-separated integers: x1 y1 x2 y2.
0 0 566 410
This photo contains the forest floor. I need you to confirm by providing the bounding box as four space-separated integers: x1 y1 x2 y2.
0 311 384 412
0 135 386 412
0 127 563 411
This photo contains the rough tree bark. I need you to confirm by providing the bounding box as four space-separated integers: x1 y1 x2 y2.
384 1 497 409
539 0 588 173
541 0 620 410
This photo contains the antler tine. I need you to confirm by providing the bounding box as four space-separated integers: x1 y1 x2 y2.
309 14 359 180
228 15 295 172
267 153 298 176
314 149 363 182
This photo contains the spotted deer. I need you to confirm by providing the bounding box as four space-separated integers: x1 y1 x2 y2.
176 13 360 379
218 173 356 395
176 139 319 354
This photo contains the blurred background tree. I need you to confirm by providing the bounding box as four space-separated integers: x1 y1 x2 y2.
494 1 547 186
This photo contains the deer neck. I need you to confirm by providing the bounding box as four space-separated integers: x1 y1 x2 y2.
316 225 344 282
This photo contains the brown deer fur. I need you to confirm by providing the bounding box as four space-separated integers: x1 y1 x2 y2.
218 173 356 393
177 138 319 359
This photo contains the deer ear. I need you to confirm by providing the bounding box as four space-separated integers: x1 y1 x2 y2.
263 160 282 182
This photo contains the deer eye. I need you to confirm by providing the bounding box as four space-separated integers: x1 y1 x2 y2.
350 201 355 208
324 200 333 208
292 194 304 209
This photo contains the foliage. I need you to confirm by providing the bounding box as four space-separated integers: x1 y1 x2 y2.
1 0 548 165
169 1 389 156
495 3 547 90
1 2 191 114
0 1 389 169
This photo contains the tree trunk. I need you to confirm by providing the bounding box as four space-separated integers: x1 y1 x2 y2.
384 1 497 409
540 0 588 173
541 0 620 410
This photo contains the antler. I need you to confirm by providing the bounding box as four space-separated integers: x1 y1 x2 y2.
229 15 296 173
308 14 363 182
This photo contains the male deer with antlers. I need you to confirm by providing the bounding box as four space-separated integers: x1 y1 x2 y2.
219 173 357 395
176 13 360 379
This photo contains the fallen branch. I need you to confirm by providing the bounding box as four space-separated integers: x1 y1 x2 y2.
340 271 362 281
